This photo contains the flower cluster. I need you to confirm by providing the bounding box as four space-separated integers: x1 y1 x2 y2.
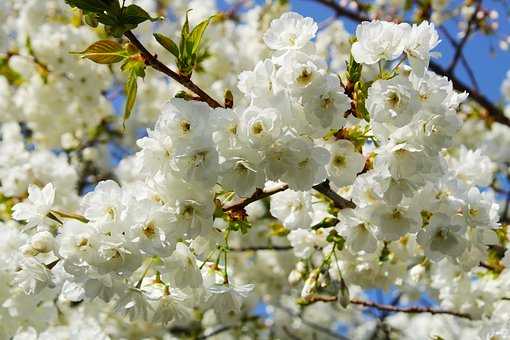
1 0 510 339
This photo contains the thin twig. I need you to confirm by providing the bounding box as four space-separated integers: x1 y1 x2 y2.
313 180 356 209
447 0 482 73
276 305 350 340
439 26 479 91
229 245 293 252
197 315 259 339
223 180 354 213
303 295 472 320
123 31 223 109
223 183 289 211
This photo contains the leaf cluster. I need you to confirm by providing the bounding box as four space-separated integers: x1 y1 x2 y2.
65 0 160 37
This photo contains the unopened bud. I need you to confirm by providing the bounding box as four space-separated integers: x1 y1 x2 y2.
337 276 350 308
30 231 55 253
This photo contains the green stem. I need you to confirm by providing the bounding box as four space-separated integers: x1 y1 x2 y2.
223 228 231 284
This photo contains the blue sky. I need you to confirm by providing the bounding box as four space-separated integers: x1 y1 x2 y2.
218 0 510 103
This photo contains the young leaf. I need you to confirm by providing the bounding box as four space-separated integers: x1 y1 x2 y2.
70 40 125 64
124 71 137 125
153 33 179 58
180 10 191 55
121 4 160 25
65 0 113 13
189 16 215 55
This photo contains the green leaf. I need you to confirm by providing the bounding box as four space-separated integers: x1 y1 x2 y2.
96 12 118 26
83 12 99 27
124 71 137 125
0 57 23 86
188 16 214 55
153 33 179 58
70 40 126 64
180 10 191 55
120 4 160 25
121 59 146 78
65 0 114 13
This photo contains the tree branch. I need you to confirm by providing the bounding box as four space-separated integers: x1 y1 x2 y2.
447 0 482 73
311 0 510 127
223 183 289 211
123 31 223 109
303 295 472 320
229 245 293 252
313 180 356 209
439 26 479 92
276 304 350 340
222 180 355 213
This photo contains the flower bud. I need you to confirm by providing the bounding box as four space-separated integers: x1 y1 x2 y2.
30 231 55 253
337 276 350 308
301 268 320 298
20 244 38 257
288 269 302 285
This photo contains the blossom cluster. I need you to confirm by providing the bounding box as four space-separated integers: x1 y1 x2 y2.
1 0 510 339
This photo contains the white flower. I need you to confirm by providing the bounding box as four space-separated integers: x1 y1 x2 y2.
403 21 440 75
12 183 55 229
207 283 255 320
238 59 277 100
368 203 420 241
336 208 377 253
81 180 124 224
13 257 55 295
463 187 499 228
277 137 330 191
156 98 213 150
152 288 191 325
366 75 419 127
270 190 313 229
29 231 55 254
325 140 365 187
219 153 265 197
287 228 328 258
240 106 282 148
164 242 203 288
114 287 153 321
263 12 317 51
448 146 496 187
351 21 408 64
417 213 467 261
170 144 219 187
300 74 350 132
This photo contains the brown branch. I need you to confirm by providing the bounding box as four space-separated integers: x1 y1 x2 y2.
439 26 479 91
313 180 356 209
223 183 289 212
123 31 223 109
197 316 260 339
311 0 510 128
223 180 354 213
229 245 293 252
276 305 350 340
313 0 370 22
304 295 472 320
447 0 482 73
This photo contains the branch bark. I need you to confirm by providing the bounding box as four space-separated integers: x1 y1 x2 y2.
223 183 289 211
229 245 293 252
222 180 355 213
447 0 482 73
123 31 223 109
304 295 472 320
313 180 356 209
